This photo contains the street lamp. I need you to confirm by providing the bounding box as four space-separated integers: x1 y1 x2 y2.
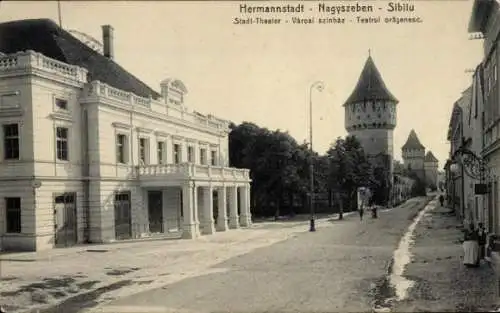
309 80 325 232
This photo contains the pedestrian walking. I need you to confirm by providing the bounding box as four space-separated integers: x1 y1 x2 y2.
478 223 487 264
439 194 444 207
371 205 378 219
359 206 364 221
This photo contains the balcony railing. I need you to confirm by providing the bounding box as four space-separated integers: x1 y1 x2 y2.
0 51 229 133
83 80 228 131
136 163 250 181
0 50 88 83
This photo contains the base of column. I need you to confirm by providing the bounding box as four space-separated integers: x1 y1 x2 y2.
229 216 240 229
201 220 216 235
181 223 200 239
239 215 252 227
216 218 228 231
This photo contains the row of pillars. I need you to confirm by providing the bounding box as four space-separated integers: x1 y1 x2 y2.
181 183 252 239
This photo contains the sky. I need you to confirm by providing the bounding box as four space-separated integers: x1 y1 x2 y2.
0 0 483 169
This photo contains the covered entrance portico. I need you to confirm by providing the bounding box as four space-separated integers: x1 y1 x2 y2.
137 163 252 239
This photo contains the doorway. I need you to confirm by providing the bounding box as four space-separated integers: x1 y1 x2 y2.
114 192 132 240
148 190 164 233
54 192 77 247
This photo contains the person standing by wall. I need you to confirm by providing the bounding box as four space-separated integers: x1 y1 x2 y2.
463 223 480 268
478 222 487 265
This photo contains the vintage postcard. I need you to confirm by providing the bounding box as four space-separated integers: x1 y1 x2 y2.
0 0 497 312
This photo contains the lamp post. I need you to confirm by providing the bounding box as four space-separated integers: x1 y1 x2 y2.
309 81 325 232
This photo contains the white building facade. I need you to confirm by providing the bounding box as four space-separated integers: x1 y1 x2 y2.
0 20 252 252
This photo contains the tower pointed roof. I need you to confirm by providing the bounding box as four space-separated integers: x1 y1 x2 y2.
344 54 399 106
402 129 425 150
424 151 438 162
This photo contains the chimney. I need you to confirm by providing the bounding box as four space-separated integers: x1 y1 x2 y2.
101 25 114 60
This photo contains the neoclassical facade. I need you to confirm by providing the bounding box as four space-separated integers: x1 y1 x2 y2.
0 19 251 252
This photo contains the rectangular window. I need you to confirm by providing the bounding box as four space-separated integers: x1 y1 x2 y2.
187 146 194 163
139 138 148 164
56 127 69 161
174 143 181 164
157 141 165 164
200 148 207 165
5 197 21 233
3 123 19 160
210 150 217 166
116 134 126 164
1 94 19 109
55 98 68 110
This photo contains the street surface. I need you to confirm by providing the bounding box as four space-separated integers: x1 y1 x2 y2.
89 197 431 313
5 195 495 313
393 203 499 312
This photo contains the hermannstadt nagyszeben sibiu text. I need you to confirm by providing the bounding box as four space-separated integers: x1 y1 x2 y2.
235 2 420 25
238 2 416 14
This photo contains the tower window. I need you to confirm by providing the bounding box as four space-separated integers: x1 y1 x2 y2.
357 116 360 120
367 114 371 118
378 114 382 118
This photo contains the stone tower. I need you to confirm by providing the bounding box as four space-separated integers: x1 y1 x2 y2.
402 129 426 181
424 151 439 187
344 53 399 187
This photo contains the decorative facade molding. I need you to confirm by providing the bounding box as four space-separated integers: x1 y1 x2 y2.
136 127 154 134
154 131 169 139
49 112 73 123
112 122 132 130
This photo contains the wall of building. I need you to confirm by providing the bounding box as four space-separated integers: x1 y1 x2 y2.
402 148 425 182
424 162 438 187
81 91 228 180
348 128 394 157
0 75 35 178
31 76 85 179
345 100 397 131
0 50 244 251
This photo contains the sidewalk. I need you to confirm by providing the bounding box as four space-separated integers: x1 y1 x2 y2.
0 213 354 313
393 203 499 312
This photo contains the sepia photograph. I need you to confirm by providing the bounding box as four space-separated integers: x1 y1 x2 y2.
0 0 498 312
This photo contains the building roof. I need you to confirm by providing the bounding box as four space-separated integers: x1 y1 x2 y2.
468 0 496 33
424 151 438 163
402 129 425 150
344 55 399 106
0 18 161 99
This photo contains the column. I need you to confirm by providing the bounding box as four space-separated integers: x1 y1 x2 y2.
229 185 239 229
201 185 215 235
239 185 252 227
216 186 228 231
181 183 200 239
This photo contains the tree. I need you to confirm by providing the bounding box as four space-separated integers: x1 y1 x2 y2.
326 136 376 214
229 123 305 217
406 170 427 196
